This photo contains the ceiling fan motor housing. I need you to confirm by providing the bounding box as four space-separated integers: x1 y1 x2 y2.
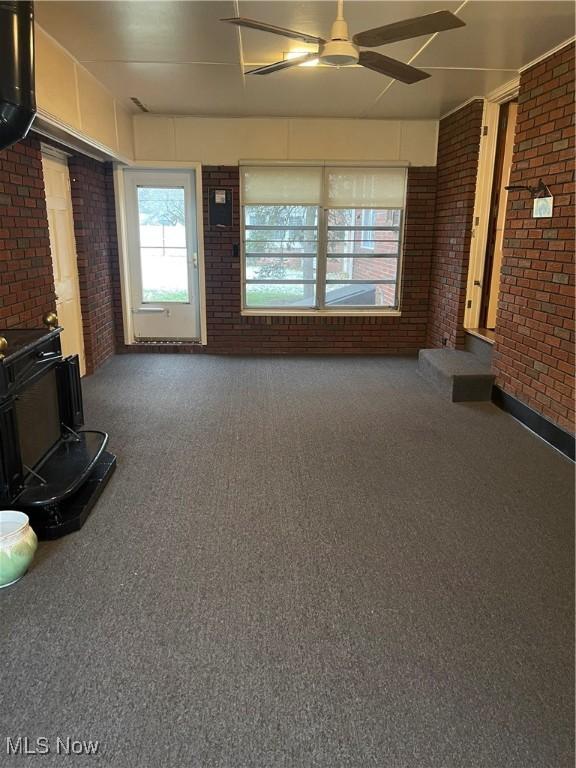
320 18 359 66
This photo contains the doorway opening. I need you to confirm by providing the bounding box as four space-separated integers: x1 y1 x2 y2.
480 100 518 333
120 168 203 342
42 147 86 375
464 96 518 344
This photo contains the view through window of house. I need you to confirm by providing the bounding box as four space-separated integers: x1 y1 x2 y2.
245 205 318 308
137 186 189 303
326 208 401 307
241 166 406 311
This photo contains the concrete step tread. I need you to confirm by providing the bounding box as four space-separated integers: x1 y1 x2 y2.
418 349 494 378
418 349 495 402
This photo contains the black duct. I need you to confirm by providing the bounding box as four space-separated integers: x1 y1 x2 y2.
0 1 35 152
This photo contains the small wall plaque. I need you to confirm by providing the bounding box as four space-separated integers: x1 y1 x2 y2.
533 196 553 218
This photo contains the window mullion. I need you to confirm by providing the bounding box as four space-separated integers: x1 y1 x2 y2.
316 205 327 310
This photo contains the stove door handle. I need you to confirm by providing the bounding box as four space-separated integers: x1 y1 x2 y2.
36 351 62 363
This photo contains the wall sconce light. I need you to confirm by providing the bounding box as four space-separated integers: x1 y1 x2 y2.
504 178 551 197
505 178 553 218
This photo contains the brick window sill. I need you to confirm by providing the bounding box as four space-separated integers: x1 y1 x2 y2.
241 309 403 318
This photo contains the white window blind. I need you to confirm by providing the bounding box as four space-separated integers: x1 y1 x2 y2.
326 168 406 208
242 166 323 205
241 165 407 312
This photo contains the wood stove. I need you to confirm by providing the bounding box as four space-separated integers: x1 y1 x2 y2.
0 321 116 539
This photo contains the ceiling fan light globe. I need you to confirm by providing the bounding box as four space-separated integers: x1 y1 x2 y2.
320 39 359 67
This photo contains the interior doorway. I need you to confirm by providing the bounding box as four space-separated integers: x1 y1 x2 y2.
123 169 200 341
42 149 86 376
480 100 518 331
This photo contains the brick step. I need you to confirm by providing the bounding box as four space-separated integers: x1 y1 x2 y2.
418 349 495 402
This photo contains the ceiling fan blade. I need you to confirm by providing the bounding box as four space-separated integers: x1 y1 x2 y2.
358 51 430 84
221 17 324 45
353 10 465 48
245 54 319 76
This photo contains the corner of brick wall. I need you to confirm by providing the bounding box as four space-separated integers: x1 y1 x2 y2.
493 42 575 433
68 155 118 374
0 135 56 328
427 100 484 349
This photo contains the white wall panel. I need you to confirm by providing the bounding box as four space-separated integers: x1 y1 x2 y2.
399 122 439 166
35 24 135 160
133 116 438 166
287 119 401 161
76 67 118 151
115 102 135 160
133 117 175 161
35 27 81 130
174 118 289 165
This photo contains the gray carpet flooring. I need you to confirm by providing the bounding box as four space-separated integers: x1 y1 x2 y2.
1 354 573 768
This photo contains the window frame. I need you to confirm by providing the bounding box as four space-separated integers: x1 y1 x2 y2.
240 165 407 317
244 205 320 310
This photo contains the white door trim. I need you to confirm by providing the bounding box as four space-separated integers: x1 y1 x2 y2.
114 162 206 345
42 150 86 375
40 143 72 161
464 100 500 330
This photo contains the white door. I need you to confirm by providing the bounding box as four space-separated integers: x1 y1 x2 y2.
42 151 86 375
124 170 199 340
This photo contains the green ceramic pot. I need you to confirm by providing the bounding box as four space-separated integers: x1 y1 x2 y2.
0 511 37 588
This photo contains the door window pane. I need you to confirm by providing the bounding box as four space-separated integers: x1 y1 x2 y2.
137 186 189 303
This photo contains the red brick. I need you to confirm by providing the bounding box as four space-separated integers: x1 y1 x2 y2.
494 42 575 432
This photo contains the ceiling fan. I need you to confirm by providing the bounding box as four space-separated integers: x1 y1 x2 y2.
222 0 465 84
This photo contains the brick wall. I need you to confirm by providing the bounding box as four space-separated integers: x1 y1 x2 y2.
68 155 117 373
201 166 436 354
427 100 484 348
493 43 575 433
0 136 55 328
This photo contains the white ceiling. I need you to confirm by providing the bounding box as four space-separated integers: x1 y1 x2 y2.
35 0 575 119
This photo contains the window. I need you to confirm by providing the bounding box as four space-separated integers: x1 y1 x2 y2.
244 205 318 308
136 186 189 303
241 166 406 312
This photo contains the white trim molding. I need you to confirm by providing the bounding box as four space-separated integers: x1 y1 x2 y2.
486 77 520 105
464 100 500 330
519 36 575 73
34 111 132 165
241 309 402 318
441 39 574 122
439 96 484 122
113 162 207 346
